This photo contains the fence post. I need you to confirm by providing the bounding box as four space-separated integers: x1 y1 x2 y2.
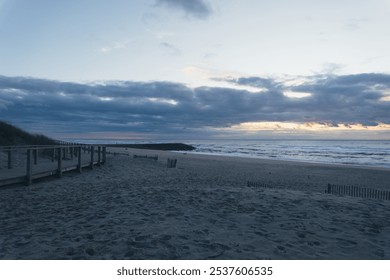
90 146 94 169
26 149 32 185
70 147 74 160
327 184 331 194
52 148 55 162
167 158 177 168
7 150 12 169
57 147 62 178
77 146 82 173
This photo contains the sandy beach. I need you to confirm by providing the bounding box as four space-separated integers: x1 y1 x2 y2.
0 147 389 259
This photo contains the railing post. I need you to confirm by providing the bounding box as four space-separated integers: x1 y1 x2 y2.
51 148 55 162
7 149 12 169
97 146 101 166
102 147 106 164
33 149 38 165
78 146 82 173
26 149 32 185
90 145 94 169
57 147 62 178
70 147 74 160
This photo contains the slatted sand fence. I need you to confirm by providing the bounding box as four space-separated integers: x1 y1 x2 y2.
247 181 274 189
167 158 177 168
247 180 390 201
133 154 158 160
326 184 390 201
0 145 106 186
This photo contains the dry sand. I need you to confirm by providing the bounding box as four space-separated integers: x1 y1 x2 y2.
0 147 389 259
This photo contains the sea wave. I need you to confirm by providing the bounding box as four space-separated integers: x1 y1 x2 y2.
188 140 390 168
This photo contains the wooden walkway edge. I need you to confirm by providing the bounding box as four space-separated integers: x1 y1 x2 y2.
0 145 106 187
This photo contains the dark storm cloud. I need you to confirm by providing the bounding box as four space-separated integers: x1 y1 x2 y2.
155 0 212 19
218 73 390 125
0 73 389 136
287 73 390 125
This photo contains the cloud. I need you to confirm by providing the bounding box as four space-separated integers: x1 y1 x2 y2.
147 29 175 40
344 18 368 31
217 76 282 92
160 42 182 55
0 73 389 138
155 0 212 19
99 41 130 53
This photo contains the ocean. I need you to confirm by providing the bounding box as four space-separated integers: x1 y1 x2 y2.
72 139 390 169
187 140 390 169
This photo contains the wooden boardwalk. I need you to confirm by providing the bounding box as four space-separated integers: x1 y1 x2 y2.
0 145 106 187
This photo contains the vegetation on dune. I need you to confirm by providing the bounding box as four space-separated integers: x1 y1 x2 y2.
0 120 195 150
0 120 57 146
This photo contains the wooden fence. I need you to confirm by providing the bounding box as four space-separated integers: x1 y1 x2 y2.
326 184 390 201
167 158 177 168
0 145 106 187
247 181 273 189
247 181 389 201
133 154 158 160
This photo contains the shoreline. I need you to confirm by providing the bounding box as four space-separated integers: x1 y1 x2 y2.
179 150 390 172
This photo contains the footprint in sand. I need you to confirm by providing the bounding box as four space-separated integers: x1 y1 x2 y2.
134 235 150 241
337 238 358 248
307 241 321 247
276 245 287 254
65 247 75 256
158 234 172 242
205 243 231 259
85 247 95 256
374 249 385 258
178 235 189 240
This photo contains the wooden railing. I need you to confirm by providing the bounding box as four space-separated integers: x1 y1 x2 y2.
0 145 106 187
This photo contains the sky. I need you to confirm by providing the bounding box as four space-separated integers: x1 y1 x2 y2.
0 0 390 140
